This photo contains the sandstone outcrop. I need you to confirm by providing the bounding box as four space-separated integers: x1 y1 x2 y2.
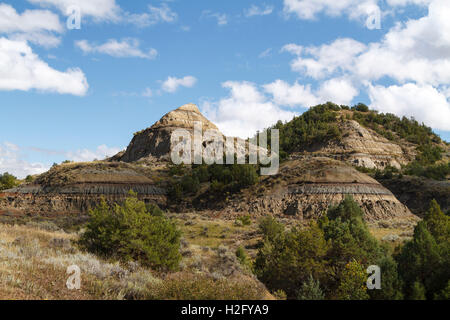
0 104 423 222
0 162 166 215
219 157 417 222
114 103 221 163
301 120 416 170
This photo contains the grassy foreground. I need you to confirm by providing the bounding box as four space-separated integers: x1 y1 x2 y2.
0 216 271 300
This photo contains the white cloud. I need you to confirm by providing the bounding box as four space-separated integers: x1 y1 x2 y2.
202 11 228 26
161 76 197 93
28 0 121 22
9 32 61 48
259 48 272 58
0 37 88 95
0 143 122 179
0 142 50 179
125 3 178 27
368 83 450 131
142 88 153 97
263 80 319 108
386 0 432 6
147 3 177 23
65 145 122 162
317 78 359 105
284 0 450 84
354 0 450 85
281 0 450 130
0 3 63 48
263 78 358 108
202 81 296 139
245 4 274 17
28 0 177 27
283 0 379 20
0 3 62 33
75 38 158 59
283 38 367 79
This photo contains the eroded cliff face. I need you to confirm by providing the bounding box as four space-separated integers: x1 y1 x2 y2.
0 162 167 215
115 103 221 163
302 120 416 170
218 157 417 222
0 105 423 222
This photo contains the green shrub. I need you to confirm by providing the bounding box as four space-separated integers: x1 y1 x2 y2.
235 246 252 270
352 103 369 112
335 260 369 300
79 191 181 271
181 175 200 194
258 216 285 242
236 215 252 226
297 275 325 300
168 164 186 176
395 210 449 300
168 181 183 202
153 273 267 300
254 222 328 298
0 172 18 191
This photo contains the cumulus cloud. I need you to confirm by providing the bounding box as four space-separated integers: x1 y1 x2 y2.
125 3 178 27
282 39 367 79
28 0 177 27
201 77 360 138
161 76 197 93
264 78 358 108
245 4 274 17
28 0 121 22
64 145 122 162
368 83 450 131
0 3 62 48
0 142 50 179
0 143 122 179
0 37 88 95
263 80 319 108
202 81 296 139
282 0 450 130
386 0 432 6
0 3 62 33
75 38 158 59
283 0 380 20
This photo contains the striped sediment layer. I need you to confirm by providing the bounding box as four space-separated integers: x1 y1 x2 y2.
4 184 166 196
0 161 167 216
288 183 393 195
0 184 166 216
220 157 417 222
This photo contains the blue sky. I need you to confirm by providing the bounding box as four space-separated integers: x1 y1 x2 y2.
1 0 449 177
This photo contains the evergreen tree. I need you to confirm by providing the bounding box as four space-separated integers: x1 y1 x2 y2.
297 275 325 300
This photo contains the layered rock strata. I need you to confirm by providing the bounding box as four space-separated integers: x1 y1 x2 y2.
220 157 416 222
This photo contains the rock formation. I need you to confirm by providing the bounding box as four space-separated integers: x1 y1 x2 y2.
0 162 166 215
113 103 221 163
219 157 417 222
0 104 423 222
301 120 416 170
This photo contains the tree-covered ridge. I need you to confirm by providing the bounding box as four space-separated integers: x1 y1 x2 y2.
266 102 343 155
267 102 445 156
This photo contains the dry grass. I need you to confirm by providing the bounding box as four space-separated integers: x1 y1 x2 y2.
0 217 271 300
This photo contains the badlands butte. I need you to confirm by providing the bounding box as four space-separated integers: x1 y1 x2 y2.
1 103 449 226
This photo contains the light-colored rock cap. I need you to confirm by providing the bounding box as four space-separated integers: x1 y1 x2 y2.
152 103 219 131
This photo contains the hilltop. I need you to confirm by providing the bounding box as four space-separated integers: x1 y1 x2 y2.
2 102 447 220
